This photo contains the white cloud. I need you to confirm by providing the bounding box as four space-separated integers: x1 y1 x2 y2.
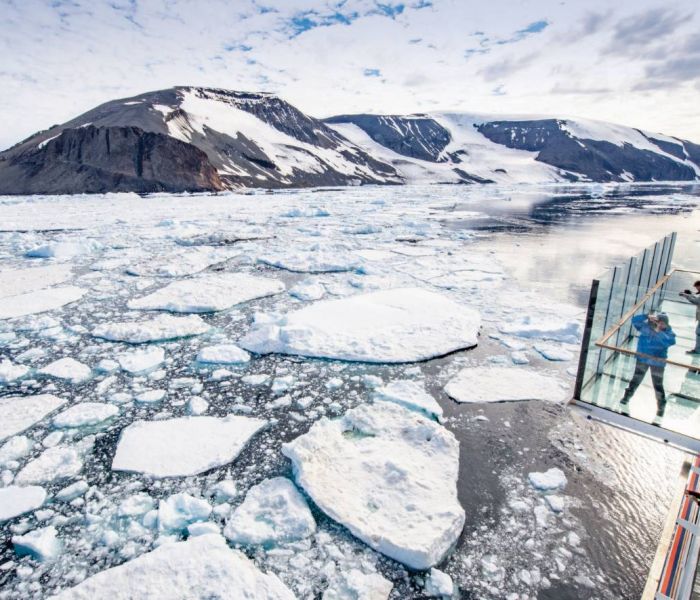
0 0 698 150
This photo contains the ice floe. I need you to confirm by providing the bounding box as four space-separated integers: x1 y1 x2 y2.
241 288 481 363
196 344 250 364
157 492 212 532
283 402 464 569
0 394 66 442
38 358 92 383
0 485 46 522
259 249 358 273
424 568 454 597
50 534 295 599
15 441 91 485
373 380 443 421
112 416 267 478
323 569 393 600
0 286 86 319
0 435 33 465
93 314 210 343
13 525 62 562
528 468 568 492
0 359 30 384
0 264 74 297
126 247 237 277
498 316 582 344
25 240 101 259
444 366 569 404
117 346 165 374
224 477 316 546
52 403 119 428
128 273 284 313
289 280 326 301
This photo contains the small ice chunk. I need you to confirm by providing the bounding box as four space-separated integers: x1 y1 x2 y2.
96 359 120 374
187 396 208 415
209 480 237 503
25 240 101 259
0 359 30 384
53 403 118 428
157 493 212 532
0 394 66 442
444 366 568 404
118 346 165 374
55 480 89 502
498 316 582 344
197 344 250 364
112 416 267 478
128 273 284 313
0 435 33 465
242 374 270 386
15 443 87 485
93 314 210 343
224 477 316 546
0 485 46 522
545 495 566 513
289 281 326 301
13 525 62 562
241 288 481 363
50 534 295 599
528 468 568 492
534 343 574 361
118 493 155 517
187 521 220 537
135 389 166 404
424 568 454 597
373 380 443 420
323 569 393 600
272 375 295 394
38 358 91 383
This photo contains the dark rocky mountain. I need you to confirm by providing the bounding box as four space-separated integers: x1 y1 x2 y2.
1 87 699 194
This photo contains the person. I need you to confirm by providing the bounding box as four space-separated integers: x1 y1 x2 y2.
679 280 700 355
620 312 676 418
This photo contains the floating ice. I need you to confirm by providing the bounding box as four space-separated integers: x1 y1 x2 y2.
528 468 568 492
187 397 208 415
196 344 250 364
424 568 454 597
117 346 165 374
12 525 62 562
283 402 465 570
38 357 92 383
50 534 295 599
126 248 237 277
0 394 66 442
444 367 568 404
534 343 574 362
53 403 119 428
135 389 166 404
157 493 212 532
0 264 73 297
112 416 267 478
323 569 393 600
55 480 89 502
0 359 30 384
498 316 582 344
0 435 33 465
15 442 90 485
259 249 358 273
289 280 326 301
224 477 316 546
25 240 101 259
241 288 481 363
117 493 155 517
0 286 86 319
128 273 284 313
93 314 210 343
0 485 46 522
373 380 443 420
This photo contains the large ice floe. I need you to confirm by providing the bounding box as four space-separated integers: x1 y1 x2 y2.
127 273 284 313
444 366 569 404
112 416 267 477
373 380 443 421
224 477 316 546
259 248 359 273
52 403 119 428
282 402 465 570
0 485 46 522
241 288 481 363
92 314 210 343
38 358 92 383
126 247 238 277
0 286 86 319
0 394 66 442
0 264 73 297
15 440 92 485
50 534 295 600
117 346 165 374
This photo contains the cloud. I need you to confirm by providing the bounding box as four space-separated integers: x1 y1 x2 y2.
604 8 691 55
550 83 612 95
631 31 700 90
479 53 538 82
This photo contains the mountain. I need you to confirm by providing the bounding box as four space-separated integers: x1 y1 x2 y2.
0 87 400 195
324 113 700 184
1 87 698 195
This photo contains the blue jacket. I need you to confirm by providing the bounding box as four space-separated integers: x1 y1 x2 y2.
632 314 676 366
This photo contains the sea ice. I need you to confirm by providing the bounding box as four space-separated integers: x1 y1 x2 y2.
135 389 166 404
53 403 119 428
0 264 73 297
0 394 66 442
126 247 237 277
25 240 101 259
444 367 568 404
55 480 89 502
283 402 465 569
373 380 443 420
0 286 86 319
157 493 212 532
241 288 481 363
259 249 358 273
224 477 316 546
534 343 574 361
117 346 165 374
15 443 88 485
93 314 210 343
323 569 393 600
498 316 582 344
38 358 92 383
112 416 267 478
196 344 250 364
0 435 33 465
0 485 46 522
12 525 62 562
0 359 30 384
424 568 454 597
127 273 284 313
289 280 326 301
50 534 295 599
528 468 568 492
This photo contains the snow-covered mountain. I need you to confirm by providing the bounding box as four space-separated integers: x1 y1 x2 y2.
0 87 400 194
325 113 700 184
1 87 699 194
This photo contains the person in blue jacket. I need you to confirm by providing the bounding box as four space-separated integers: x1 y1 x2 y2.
620 312 676 418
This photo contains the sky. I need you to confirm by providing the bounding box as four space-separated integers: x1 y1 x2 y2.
1 0 699 150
